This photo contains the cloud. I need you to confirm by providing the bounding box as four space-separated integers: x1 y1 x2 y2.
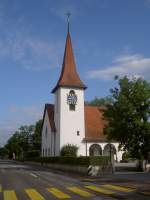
0 128 15 146
87 54 150 80
145 0 150 7
0 4 63 71
0 120 23 147
0 122 17 143
10 105 43 119
0 33 63 71
0 105 43 146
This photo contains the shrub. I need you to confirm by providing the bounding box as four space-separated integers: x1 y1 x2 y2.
25 156 90 166
122 152 137 162
76 156 90 166
26 150 40 159
25 156 111 167
59 156 90 166
60 144 78 157
90 156 110 166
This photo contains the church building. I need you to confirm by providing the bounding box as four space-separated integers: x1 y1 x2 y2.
41 22 123 162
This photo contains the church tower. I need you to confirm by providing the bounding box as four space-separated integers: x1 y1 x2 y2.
52 20 87 156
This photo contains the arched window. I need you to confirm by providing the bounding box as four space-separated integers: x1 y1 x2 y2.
103 144 117 161
89 144 102 156
67 90 77 111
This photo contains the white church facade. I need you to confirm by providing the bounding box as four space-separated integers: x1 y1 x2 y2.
41 24 124 162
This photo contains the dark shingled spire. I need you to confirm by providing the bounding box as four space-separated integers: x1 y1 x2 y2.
52 22 86 93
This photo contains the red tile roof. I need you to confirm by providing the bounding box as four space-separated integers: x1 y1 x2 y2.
52 31 86 93
44 104 107 141
42 104 56 132
84 105 107 142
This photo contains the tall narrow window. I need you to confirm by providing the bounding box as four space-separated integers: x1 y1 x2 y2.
45 127 48 138
77 131 80 136
45 148 47 157
48 148 50 156
69 104 75 111
67 90 77 111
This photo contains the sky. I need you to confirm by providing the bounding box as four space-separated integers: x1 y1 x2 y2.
0 0 150 146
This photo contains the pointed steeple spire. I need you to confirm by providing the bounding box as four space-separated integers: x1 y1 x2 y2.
52 18 86 93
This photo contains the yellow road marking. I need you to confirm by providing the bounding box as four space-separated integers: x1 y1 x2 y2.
103 184 135 193
25 189 45 200
85 185 115 195
67 186 94 197
0 184 2 192
47 188 71 199
3 190 18 200
82 178 97 182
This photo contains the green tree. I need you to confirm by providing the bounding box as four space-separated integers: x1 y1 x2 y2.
104 76 150 160
60 144 78 157
0 147 8 158
18 125 35 151
86 96 112 106
5 131 23 158
4 120 42 159
5 125 35 158
32 119 42 151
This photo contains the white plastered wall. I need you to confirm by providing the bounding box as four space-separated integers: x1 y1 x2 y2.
54 89 60 156
54 87 86 156
41 110 55 157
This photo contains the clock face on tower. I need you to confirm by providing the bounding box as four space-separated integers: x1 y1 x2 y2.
67 90 77 105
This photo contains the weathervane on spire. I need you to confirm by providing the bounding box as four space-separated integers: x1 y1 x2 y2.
66 11 71 32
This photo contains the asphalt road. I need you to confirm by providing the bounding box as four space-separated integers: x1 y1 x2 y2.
0 159 150 200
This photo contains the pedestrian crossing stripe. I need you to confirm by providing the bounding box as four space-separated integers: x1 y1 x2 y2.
25 189 45 200
67 186 94 197
85 185 115 195
0 184 2 192
3 190 17 200
47 187 71 199
0 183 139 200
103 184 135 193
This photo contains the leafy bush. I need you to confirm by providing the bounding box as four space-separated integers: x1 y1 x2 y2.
59 156 90 166
24 156 90 166
26 150 40 159
122 152 137 162
24 156 111 167
41 156 90 166
90 156 110 166
76 156 90 166
60 144 78 157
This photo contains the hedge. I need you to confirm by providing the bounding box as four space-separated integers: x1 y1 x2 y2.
90 156 111 166
24 156 110 166
25 150 40 159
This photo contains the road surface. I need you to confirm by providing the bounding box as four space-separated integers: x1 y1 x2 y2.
0 159 150 200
